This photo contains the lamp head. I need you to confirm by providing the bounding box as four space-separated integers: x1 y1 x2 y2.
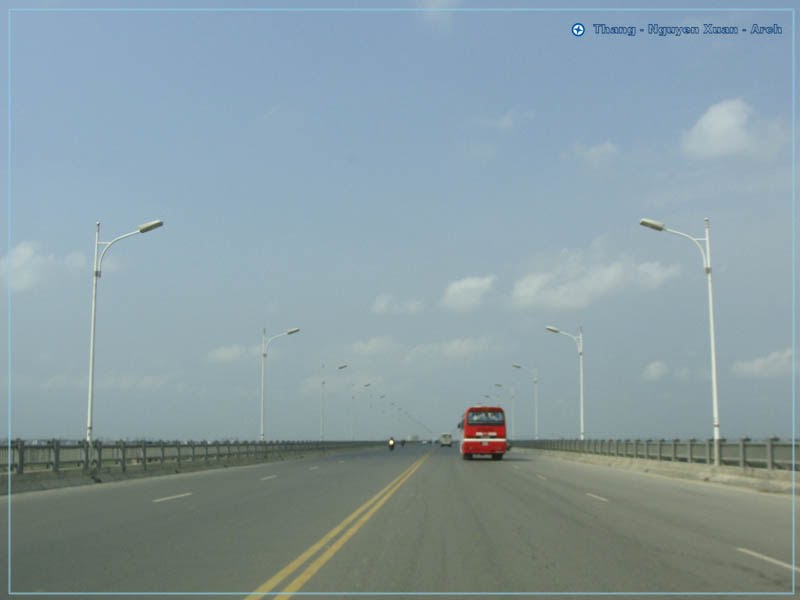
639 218 665 231
138 220 164 233
546 326 560 334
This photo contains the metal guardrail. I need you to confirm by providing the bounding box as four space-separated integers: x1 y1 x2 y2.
0 439 381 476
514 438 798 471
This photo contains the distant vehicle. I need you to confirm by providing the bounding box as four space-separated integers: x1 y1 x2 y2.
439 433 452 447
457 405 506 460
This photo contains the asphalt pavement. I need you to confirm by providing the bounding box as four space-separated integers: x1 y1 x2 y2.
1 445 795 598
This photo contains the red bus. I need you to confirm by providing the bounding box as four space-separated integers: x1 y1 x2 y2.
457 405 506 460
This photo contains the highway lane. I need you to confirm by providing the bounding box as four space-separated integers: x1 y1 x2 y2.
1 445 795 598
4 447 422 595
289 448 795 596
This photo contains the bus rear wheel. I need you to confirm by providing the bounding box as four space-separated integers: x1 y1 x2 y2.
492 454 503 461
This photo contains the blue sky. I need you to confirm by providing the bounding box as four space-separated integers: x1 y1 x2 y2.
2 0 796 443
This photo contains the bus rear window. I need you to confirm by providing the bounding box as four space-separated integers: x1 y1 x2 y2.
467 411 505 425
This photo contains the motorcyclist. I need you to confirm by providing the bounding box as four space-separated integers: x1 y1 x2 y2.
388 436 396 450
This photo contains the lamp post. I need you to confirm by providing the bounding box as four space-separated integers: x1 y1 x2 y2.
494 383 515 440
512 364 540 439
640 216 720 465
320 364 348 442
86 219 164 444
260 327 301 442
546 325 584 441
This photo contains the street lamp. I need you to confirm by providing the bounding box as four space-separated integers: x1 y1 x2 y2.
495 383 516 440
86 219 164 443
320 363 348 442
513 364 540 439
260 327 301 442
640 216 721 465
546 325 584 440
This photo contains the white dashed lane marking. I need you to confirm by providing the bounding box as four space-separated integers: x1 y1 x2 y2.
586 493 609 503
737 547 800 572
153 493 192 503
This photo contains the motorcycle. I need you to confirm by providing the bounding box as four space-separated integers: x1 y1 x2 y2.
388 438 395 451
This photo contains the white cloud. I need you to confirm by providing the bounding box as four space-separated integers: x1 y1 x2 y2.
478 109 535 132
350 336 401 357
511 250 679 310
371 294 424 315
642 360 669 382
207 344 260 364
0 241 86 292
440 275 496 311
571 141 618 166
406 337 492 363
682 98 785 159
635 261 682 289
731 348 793 379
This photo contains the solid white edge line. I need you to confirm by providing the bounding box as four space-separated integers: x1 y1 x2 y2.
536 474 547 480
309 466 319 470
737 547 800 573
152 492 192 503
586 492 609 503
261 475 278 481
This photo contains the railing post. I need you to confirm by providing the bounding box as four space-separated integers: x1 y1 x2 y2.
705 439 712 465
160 442 165 466
176 441 181 470
83 439 90 472
16 439 24 475
766 437 775 470
687 439 694 464
657 439 663 462
191 442 196 464
633 439 638 459
739 437 749 468
672 439 677 462
120 440 126 473
142 442 148 472
99 440 105 471
53 439 60 473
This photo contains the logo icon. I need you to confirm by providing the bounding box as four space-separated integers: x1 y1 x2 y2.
572 22 585 37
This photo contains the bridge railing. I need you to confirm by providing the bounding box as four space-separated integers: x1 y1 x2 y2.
513 438 797 471
0 439 380 476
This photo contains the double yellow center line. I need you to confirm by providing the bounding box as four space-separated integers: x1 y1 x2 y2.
245 452 430 599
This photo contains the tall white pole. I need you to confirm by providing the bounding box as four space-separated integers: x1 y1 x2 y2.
578 327 584 442
320 364 326 442
85 222 101 443
533 368 539 440
511 387 516 440
704 218 721 465
84 219 163 444
640 216 721 465
260 328 266 442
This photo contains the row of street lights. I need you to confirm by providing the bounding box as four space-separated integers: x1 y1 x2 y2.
509 218 719 464
84 216 720 461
